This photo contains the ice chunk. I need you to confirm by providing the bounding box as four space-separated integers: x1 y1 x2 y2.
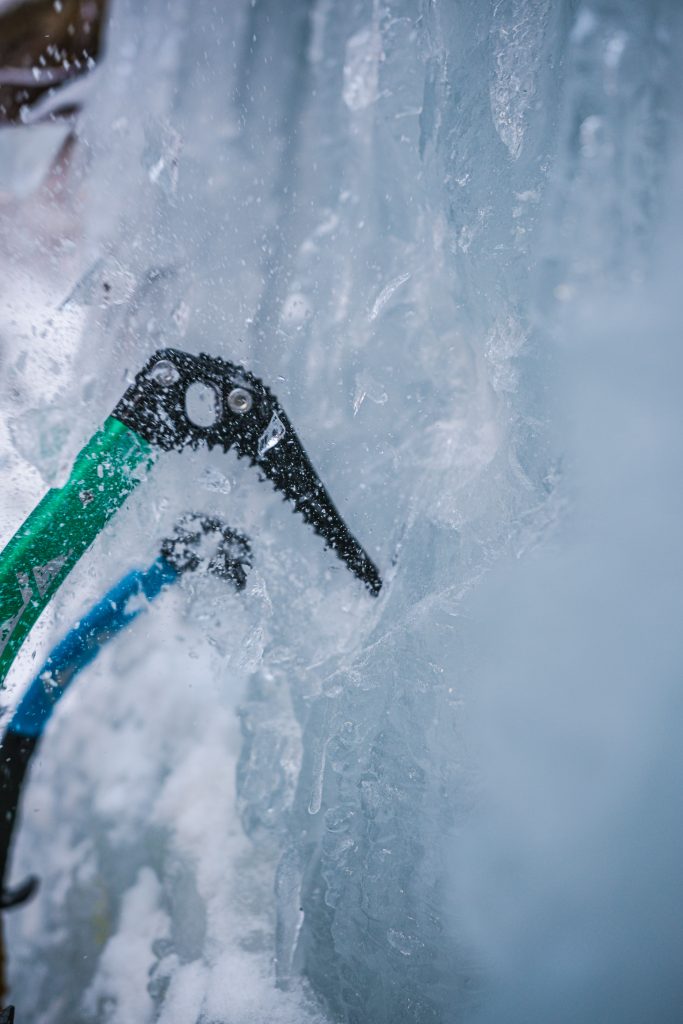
144 120 183 195
280 291 312 326
61 257 136 308
368 272 411 321
352 371 388 415
201 466 232 494
257 412 286 458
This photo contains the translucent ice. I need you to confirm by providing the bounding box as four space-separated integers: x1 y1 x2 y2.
1 1 681 1023
257 412 286 458
61 257 136 308
0 123 70 199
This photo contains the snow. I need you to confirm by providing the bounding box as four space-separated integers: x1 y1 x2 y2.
1 0 682 1022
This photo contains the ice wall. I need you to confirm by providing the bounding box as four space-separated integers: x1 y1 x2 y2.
449 4 683 1023
0 0 681 1022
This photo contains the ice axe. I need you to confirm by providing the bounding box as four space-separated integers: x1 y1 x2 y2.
0 514 252 1007
0 348 382 689
0 348 381 1011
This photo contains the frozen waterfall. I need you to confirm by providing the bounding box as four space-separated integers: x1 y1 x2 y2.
1 1 682 1022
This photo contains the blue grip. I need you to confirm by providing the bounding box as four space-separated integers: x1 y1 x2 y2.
8 556 178 739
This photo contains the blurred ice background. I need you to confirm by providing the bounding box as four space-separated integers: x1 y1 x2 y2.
0 0 682 1022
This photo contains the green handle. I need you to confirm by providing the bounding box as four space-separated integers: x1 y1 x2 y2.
0 417 153 687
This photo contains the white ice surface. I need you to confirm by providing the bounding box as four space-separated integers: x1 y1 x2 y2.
1 1 682 1022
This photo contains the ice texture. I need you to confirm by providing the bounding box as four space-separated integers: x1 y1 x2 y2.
0 1 682 1022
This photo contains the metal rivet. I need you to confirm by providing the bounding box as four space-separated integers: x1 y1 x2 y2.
150 359 180 386
228 387 253 414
